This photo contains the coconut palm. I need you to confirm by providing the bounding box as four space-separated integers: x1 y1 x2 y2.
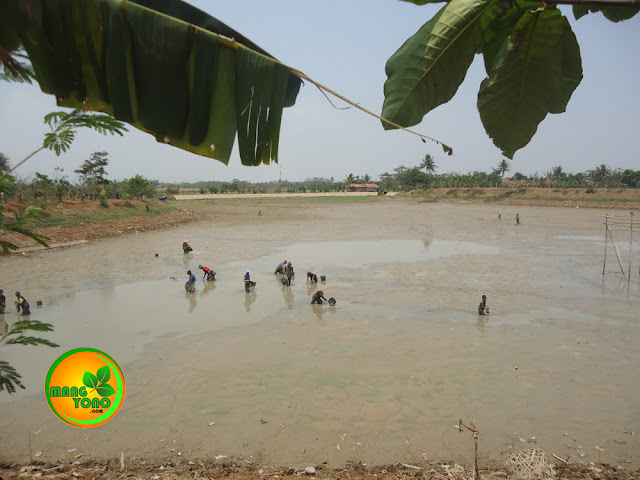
497 159 511 179
592 164 610 186
0 153 10 174
419 154 437 174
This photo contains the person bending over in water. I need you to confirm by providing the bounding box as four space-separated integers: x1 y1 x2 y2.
311 290 328 305
478 295 489 315
307 272 318 284
183 239 193 254
199 264 216 281
15 291 31 315
274 260 287 274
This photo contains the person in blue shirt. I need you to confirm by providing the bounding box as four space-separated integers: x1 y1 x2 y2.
185 270 196 293
244 270 256 292
274 260 287 274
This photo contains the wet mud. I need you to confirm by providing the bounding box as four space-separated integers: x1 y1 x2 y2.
0 201 638 469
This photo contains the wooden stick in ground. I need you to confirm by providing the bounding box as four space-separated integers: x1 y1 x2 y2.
458 419 479 480
557 455 570 480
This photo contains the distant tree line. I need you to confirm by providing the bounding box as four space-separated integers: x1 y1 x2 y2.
0 151 156 204
160 158 640 194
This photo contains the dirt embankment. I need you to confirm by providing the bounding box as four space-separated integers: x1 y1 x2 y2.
416 187 640 208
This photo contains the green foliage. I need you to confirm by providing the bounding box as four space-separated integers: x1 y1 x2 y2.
586 184 596 193
0 204 49 254
382 0 504 136
383 0 634 158
123 175 155 199
420 154 437 174
497 159 511 179
75 152 111 200
208 185 218 194
43 112 126 157
0 361 24 394
6 0 301 166
98 194 109 208
0 153 10 173
0 319 59 394
0 47 36 83
477 7 583 158
31 172 55 199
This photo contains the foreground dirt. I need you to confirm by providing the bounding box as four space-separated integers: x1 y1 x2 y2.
2 458 637 480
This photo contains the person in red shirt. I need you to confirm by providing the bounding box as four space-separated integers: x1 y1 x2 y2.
199 264 216 281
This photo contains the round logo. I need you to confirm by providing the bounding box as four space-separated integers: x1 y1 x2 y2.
45 348 125 428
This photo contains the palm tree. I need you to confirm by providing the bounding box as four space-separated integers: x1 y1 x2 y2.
362 174 371 183
0 153 10 174
592 164 610 186
419 154 437 174
345 173 356 185
551 166 565 178
497 159 511 179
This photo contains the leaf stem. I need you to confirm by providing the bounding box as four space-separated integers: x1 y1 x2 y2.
290 69 453 155
0 146 46 183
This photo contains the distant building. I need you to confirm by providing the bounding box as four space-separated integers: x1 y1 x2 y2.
348 183 379 192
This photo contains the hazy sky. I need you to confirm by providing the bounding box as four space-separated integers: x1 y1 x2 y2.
1 0 639 184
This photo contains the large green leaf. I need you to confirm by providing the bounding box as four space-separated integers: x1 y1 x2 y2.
573 4 638 22
382 0 502 130
481 2 539 74
477 7 583 158
5 0 302 166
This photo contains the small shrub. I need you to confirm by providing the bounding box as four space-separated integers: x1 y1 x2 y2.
446 189 458 196
586 185 596 194
98 194 109 208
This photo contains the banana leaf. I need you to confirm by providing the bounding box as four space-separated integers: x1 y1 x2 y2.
2 0 302 166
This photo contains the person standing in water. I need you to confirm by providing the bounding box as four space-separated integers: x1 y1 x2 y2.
478 295 489 315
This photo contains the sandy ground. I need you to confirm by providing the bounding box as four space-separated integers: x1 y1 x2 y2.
0 197 638 475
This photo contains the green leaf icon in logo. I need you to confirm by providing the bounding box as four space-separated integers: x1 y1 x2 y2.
82 366 115 396
96 383 115 397
83 371 99 389
96 365 110 384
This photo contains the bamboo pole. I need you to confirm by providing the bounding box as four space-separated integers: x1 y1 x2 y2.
608 225 626 279
603 217 608 275
629 213 633 282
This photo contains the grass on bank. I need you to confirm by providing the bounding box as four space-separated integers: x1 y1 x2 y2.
24 199 178 228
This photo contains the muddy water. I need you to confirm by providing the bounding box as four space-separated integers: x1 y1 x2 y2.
0 202 638 468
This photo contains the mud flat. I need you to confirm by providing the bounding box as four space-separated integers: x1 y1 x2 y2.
0 200 638 470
